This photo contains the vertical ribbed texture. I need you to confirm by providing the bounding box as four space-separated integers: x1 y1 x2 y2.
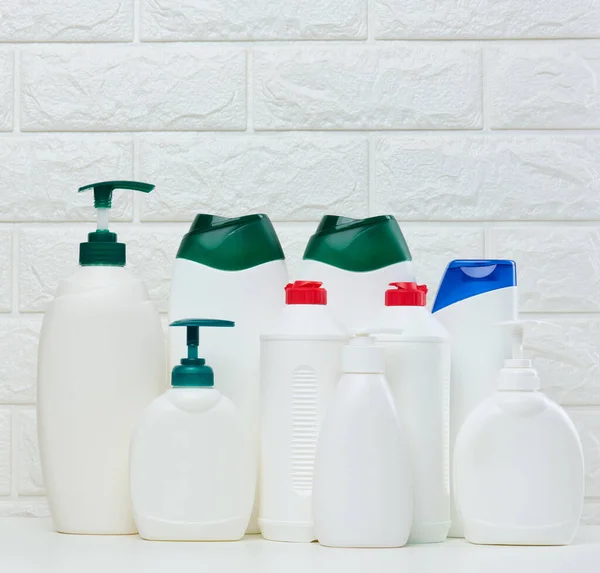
290 367 318 494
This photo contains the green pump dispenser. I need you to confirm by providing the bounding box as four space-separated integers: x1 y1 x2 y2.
78 180 155 267
170 319 235 387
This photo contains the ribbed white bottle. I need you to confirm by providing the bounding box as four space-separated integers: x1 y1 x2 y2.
259 281 346 542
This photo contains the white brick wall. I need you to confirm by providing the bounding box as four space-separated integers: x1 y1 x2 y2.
0 1 598 521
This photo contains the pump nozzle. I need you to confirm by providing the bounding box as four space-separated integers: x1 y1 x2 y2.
78 180 155 266
169 319 234 387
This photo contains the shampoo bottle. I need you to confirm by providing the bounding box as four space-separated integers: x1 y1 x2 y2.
169 214 287 533
260 281 347 542
432 259 517 537
312 334 412 548
454 322 584 546
37 181 166 534
299 216 415 332
131 319 254 541
374 282 451 543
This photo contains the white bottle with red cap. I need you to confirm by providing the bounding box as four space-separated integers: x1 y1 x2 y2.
259 281 347 542
374 282 451 543
313 333 412 548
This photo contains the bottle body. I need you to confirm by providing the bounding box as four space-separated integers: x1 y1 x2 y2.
375 306 450 543
37 267 165 534
454 391 584 545
313 372 412 548
298 259 414 332
169 258 287 533
260 305 346 542
130 388 253 541
433 286 517 537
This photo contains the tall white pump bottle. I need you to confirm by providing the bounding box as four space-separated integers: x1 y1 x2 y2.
374 282 451 543
432 259 517 538
260 281 346 542
37 181 166 534
313 334 412 548
454 322 584 546
169 214 287 533
298 216 415 332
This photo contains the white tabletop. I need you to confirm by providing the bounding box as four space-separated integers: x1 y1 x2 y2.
1 518 599 573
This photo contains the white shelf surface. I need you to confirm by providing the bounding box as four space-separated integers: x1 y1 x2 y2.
2 518 600 573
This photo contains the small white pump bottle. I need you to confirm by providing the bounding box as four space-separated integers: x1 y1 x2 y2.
37 181 165 535
312 334 412 548
130 319 254 541
454 321 584 546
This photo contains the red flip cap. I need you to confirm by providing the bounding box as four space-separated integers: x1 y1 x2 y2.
285 281 327 305
385 282 428 307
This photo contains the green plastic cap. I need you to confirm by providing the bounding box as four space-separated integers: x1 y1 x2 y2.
303 215 412 273
78 180 155 266
176 214 284 271
170 319 235 387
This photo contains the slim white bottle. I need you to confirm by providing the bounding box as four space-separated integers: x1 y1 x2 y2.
37 181 165 534
313 334 412 548
131 320 254 541
374 282 451 543
169 214 287 533
432 259 517 538
260 281 346 542
454 322 584 546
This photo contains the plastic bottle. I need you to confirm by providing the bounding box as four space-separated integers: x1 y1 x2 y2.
169 214 287 533
37 181 166 535
260 281 347 543
374 282 451 543
312 334 412 548
131 319 253 541
299 215 415 332
432 259 518 538
454 321 584 546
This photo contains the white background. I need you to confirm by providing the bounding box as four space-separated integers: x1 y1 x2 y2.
0 0 598 522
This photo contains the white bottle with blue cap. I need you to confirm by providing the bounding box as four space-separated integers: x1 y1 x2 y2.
432 260 518 538
130 319 254 541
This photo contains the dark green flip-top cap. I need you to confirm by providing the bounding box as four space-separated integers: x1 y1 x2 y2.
78 180 154 267
176 214 284 271
303 215 412 272
170 319 235 387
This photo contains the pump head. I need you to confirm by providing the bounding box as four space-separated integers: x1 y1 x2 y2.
170 319 234 387
495 320 549 391
77 180 154 266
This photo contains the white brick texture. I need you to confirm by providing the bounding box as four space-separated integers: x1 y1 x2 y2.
142 0 367 41
139 135 369 221
488 44 600 129
0 1 132 42
0 51 14 131
0 0 599 523
374 1 600 40
0 138 133 221
21 46 247 131
253 45 482 130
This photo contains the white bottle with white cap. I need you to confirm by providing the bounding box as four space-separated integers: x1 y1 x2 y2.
454 321 584 546
312 334 412 548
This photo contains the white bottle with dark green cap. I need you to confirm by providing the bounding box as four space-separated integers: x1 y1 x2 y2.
169 214 288 533
37 181 166 535
299 215 415 332
131 319 254 541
